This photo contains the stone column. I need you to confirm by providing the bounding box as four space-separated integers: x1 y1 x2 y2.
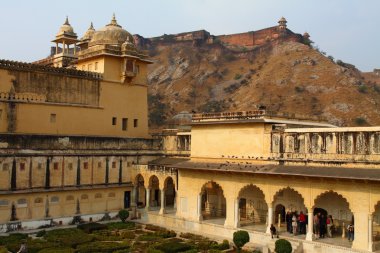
234 198 240 228
266 202 273 234
159 189 165 215
62 41 66 54
352 212 370 251
55 42 58 54
306 210 314 241
198 193 203 221
145 188 151 211
369 214 373 252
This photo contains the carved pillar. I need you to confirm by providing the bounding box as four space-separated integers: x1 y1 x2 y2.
159 189 165 215
369 214 373 252
266 202 273 234
145 188 151 211
198 193 203 221
234 198 240 228
306 210 314 241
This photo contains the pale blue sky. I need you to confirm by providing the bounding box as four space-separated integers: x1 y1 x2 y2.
0 0 378 71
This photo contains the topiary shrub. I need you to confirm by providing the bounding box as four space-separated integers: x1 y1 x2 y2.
106 221 135 230
233 230 250 253
77 222 107 233
118 209 130 223
44 228 93 248
36 230 46 237
154 241 194 253
0 233 28 252
275 239 292 253
76 241 130 253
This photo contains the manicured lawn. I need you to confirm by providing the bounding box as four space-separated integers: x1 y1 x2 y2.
0 222 239 253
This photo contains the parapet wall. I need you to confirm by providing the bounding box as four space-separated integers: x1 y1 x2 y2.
0 60 102 106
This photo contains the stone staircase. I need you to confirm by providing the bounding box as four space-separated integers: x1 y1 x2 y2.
266 238 302 253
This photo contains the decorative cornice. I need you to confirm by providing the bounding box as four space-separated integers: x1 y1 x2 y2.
0 59 102 80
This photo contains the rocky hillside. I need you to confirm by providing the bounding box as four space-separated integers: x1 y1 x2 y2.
146 39 380 128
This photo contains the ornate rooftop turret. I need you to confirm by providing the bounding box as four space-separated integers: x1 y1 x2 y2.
278 17 287 31
81 22 96 41
56 16 77 38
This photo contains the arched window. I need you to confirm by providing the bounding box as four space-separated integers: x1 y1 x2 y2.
95 193 102 199
34 198 43 204
51 196 59 203
0 200 9 207
17 199 27 207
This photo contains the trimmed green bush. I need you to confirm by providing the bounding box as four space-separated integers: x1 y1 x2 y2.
119 209 130 223
137 233 162 242
28 239 60 253
145 224 163 231
107 222 135 230
154 241 193 253
44 228 93 247
0 233 28 252
211 239 229 250
77 222 107 233
233 230 250 253
76 241 130 253
155 229 177 238
275 239 292 253
37 248 75 253
36 230 46 237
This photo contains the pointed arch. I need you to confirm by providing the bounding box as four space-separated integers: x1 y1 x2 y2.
200 181 226 220
237 184 268 226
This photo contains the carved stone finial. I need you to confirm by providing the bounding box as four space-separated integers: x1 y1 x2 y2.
107 13 121 27
64 16 70 25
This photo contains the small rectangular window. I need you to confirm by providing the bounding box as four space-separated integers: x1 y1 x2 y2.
112 117 117 126
95 62 98 70
20 163 25 171
83 162 88 170
37 163 43 170
122 118 128 131
133 119 138 128
98 161 102 168
2 163 9 171
50 113 56 123
68 163 73 170
112 162 116 168
53 162 59 170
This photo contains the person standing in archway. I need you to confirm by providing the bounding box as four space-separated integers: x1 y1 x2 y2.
286 211 292 233
319 214 327 238
314 212 320 238
292 213 298 235
299 211 306 234
327 215 333 238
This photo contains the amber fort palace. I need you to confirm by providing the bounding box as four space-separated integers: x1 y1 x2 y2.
0 16 380 253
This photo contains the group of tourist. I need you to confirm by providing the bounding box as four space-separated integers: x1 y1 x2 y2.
285 211 307 235
313 212 334 238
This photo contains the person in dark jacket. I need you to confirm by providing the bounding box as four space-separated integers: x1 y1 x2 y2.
319 214 327 238
270 224 279 239
286 211 292 233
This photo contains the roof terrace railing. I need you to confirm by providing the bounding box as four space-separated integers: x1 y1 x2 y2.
192 110 327 123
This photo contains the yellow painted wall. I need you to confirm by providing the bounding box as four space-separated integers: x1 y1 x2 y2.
191 123 272 158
